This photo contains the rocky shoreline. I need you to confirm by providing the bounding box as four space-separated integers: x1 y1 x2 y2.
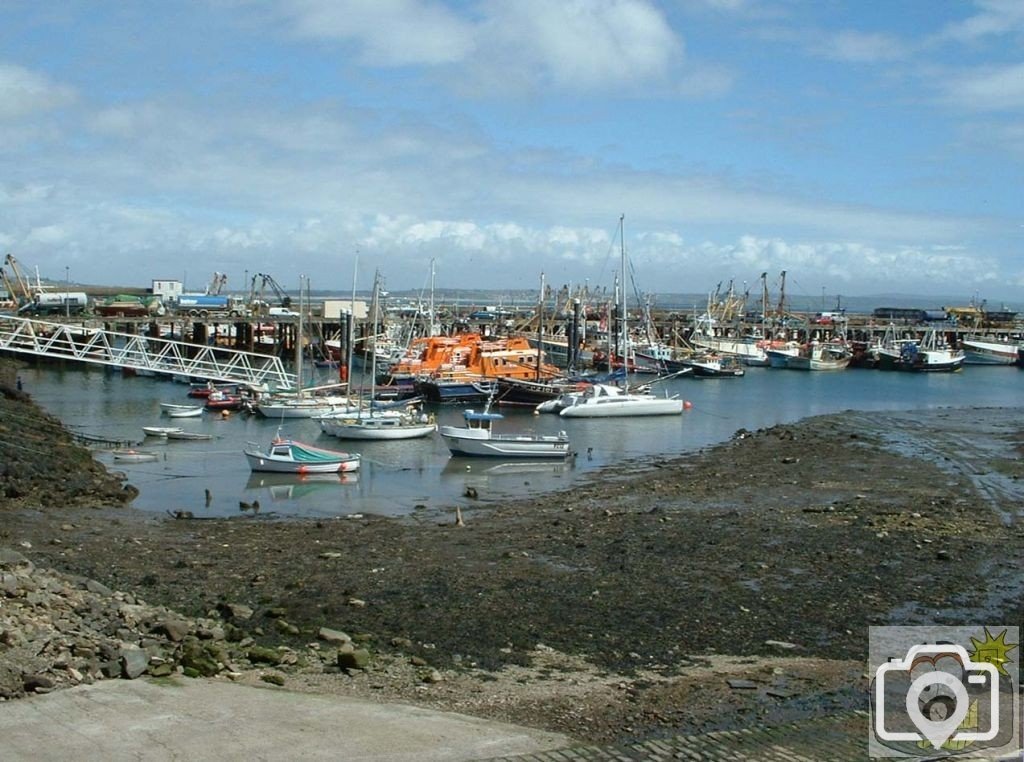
2 360 1022 743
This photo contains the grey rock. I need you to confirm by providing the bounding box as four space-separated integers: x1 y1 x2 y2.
85 579 113 597
217 602 254 621
260 672 286 686
318 627 352 645
337 649 371 671
23 673 55 693
727 679 758 690
0 548 33 571
147 662 174 677
196 626 226 641
275 619 300 636
247 646 282 665
120 649 149 679
100 661 121 679
154 618 191 642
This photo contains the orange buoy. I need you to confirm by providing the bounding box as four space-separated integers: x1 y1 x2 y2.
683 400 693 410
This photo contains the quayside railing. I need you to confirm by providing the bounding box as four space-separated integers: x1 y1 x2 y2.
0 315 295 390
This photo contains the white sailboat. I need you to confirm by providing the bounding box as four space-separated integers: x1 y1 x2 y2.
255 275 356 418
555 216 684 419
318 271 437 441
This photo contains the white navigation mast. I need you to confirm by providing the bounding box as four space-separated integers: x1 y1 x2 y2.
295 274 305 395
619 214 627 379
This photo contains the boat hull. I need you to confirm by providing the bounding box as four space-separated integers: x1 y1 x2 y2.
162 404 204 418
495 378 586 406
689 336 768 365
416 378 497 403
895 351 965 373
685 359 745 378
256 400 352 418
765 350 797 368
142 426 183 437
784 356 850 371
961 340 1018 365
244 452 360 473
112 449 160 463
559 399 683 417
439 427 570 458
245 437 361 474
320 416 436 440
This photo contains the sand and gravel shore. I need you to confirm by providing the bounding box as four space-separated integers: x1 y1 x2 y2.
2 361 1022 745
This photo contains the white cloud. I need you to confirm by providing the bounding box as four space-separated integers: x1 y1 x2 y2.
274 0 475 65
476 0 683 91
0 183 55 204
25 224 68 246
934 0 1024 44
261 0 696 96
939 63 1024 111
668 236 1004 293
0 63 76 120
812 31 907 64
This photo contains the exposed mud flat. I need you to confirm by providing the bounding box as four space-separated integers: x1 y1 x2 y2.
2 367 1022 744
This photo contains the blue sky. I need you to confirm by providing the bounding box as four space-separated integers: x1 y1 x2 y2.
1 0 1022 299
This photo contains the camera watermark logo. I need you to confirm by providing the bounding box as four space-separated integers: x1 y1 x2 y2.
869 626 1019 758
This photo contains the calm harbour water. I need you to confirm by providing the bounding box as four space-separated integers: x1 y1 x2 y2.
20 363 1023 519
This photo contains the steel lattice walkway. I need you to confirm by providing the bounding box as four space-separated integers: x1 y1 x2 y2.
0 315 295 390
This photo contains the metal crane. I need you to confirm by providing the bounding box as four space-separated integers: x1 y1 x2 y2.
248 273 292 315
206 271 228 295
0 265 19 308
3 253 35 304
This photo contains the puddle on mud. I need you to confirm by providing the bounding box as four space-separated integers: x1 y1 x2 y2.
854 409 1024 526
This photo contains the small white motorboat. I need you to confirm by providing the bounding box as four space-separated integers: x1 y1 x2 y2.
165 430 214 441
439 409 570 459
111 449 160 463
160 403 204 418
142 426 184 437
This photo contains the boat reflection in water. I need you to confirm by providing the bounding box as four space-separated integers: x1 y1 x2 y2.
244 471 359 503
440 457 575 499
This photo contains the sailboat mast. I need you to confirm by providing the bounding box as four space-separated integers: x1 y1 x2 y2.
537 272 545 381
368 270 380 412
295 275 304 395
347 256 358 396
429 258 436 335
760 272 768 323
619 214 627 377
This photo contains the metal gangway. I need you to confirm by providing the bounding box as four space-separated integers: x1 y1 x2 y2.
0 315 296 390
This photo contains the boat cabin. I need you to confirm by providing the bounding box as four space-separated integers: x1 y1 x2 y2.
462 410 504 433
270 440 293 458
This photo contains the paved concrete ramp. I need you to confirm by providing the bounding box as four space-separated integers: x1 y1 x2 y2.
0 678 569 761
